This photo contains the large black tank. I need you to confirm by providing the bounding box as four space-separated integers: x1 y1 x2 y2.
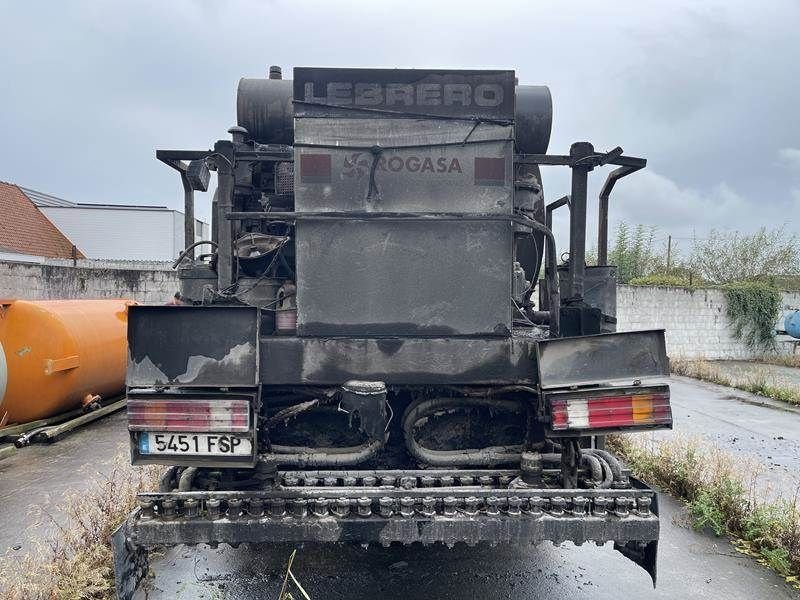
237 68 552 152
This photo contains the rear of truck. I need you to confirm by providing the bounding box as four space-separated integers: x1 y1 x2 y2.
113 67 672 599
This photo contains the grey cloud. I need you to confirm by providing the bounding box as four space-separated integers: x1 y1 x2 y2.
0 0 798 239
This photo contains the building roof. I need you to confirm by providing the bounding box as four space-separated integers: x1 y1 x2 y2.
0 182 84 259
21 185 168 211
19 185 77 207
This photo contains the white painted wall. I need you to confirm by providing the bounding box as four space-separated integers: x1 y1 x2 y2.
617 285 800 359
40 206 209 261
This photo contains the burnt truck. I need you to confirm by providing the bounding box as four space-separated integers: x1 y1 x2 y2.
112 67 672 598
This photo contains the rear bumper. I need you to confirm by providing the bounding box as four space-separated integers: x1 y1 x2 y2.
111 474 659 599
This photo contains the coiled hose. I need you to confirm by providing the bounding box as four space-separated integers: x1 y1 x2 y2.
403 397 525 467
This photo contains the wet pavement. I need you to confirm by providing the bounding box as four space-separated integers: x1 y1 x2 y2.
0 411 128 553
664 375 800 501
1 379 799 598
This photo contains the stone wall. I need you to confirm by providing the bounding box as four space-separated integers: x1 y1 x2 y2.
617 284 800 359
0 258 178 304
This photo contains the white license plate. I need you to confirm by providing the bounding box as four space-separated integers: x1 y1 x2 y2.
138 432 252 456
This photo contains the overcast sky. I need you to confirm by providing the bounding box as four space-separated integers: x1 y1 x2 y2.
2 0 799 256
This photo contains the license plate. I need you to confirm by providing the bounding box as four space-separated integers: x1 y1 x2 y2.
138 432 252 456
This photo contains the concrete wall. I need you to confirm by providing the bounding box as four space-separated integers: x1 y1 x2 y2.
0 258 178 304
2 259 799 359
617 285 800 359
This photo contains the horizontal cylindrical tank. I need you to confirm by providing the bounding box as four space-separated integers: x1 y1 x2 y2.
785 310 800 339
237 77 552 152
0 299 135 424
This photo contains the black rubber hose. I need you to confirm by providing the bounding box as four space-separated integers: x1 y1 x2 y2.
586 448 625 483
172 240 218 268
580 452 604 486
595 454 615 488
158 466 179 492
178 467 198 492
403 397 525 467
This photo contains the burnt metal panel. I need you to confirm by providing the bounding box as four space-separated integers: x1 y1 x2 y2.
295 219 512 337
294 68 515 120
259 336 538 385
127 305 260 388
536 330 669 390
294 119 513 213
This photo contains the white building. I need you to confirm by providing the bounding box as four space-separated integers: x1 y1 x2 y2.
22 186 210 262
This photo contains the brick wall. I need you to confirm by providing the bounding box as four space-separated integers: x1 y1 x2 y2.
617 285 800 359
0 258 178 304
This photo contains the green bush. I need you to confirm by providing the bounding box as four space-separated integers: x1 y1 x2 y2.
610 434 800 586
724 282 782 351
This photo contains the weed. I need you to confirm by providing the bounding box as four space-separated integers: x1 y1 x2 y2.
609 434 800 588
671 358 800 406
0 455 159 600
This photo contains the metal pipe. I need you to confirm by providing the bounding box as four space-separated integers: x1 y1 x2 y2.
212 141 235 289
597 164 646 266
568 142 593 299
211 188 219 244
261 438 384 467
403 397 525 467
519 215 561 337
181 173 195 259
545 195 570 232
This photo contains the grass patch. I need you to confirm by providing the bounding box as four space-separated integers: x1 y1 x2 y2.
671 358 800 406
754 354 800 369
0 455 159 600
609 434 800 588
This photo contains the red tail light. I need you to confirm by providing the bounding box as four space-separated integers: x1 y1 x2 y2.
549 385 671 434
128 398 250 433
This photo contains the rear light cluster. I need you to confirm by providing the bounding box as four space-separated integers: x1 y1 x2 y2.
549 385 671 434
128 398 250 433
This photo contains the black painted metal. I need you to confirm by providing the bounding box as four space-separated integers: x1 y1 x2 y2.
127 305 260 387
293 68 516 120
536 330 669 390
259 335 541 385
296 219 512 337
597 163 647 266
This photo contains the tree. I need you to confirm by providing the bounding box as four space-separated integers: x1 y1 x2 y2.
608 222 660 283
689 226 800 285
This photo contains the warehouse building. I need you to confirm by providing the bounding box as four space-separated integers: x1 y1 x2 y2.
20 185 209 261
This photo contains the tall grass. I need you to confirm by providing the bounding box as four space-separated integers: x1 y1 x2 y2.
610 434 800 588
0 456 159 600
671 358 800 406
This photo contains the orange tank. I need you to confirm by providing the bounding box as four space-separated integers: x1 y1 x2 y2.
0 299 135 424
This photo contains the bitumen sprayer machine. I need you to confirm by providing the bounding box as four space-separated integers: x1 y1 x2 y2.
112 67 672 598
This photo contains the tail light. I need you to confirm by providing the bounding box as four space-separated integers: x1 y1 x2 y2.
548 385 671 435
128 398 250 433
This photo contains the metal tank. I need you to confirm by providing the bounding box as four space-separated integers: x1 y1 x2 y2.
0 299 134 424
785 310 800 339
237 67 553 152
